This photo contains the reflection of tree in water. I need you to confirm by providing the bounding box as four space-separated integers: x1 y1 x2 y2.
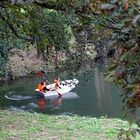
94 67 112 115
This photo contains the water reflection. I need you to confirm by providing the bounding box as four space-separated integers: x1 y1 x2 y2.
37 96 63 110
38 98 47 110
10 106 25 112
95 68 112 114
37 92 78 110
53 96 63 109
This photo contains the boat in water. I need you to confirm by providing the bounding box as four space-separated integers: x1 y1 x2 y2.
35 79 79 98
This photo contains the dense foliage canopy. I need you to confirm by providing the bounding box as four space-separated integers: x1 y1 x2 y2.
96 0 140 139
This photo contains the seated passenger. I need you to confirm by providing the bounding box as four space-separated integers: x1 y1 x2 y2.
54 77 62 97
38 82 45 92
54 77 61 89
38 81 50 92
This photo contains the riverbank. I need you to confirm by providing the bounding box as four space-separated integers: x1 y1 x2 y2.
0 110 139 140
6 46 56 81
1 43 97 81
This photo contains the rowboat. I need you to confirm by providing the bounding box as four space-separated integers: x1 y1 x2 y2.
35 79 79 98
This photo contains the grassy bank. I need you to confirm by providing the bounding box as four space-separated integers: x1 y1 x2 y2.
0 110 139 140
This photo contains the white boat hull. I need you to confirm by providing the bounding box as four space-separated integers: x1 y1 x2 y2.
35 79 79 98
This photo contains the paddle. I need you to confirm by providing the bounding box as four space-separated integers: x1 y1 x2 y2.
37 71 62 96
37 70 46 80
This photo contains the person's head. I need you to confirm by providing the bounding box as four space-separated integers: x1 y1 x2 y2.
40 82 44 85
54 77 60 81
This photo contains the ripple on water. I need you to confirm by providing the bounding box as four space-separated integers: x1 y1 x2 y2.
10 106 25 112
5 91 34 101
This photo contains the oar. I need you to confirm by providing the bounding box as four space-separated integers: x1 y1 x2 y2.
37 71 46 81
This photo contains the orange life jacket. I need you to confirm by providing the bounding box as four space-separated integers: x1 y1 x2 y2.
38 84 44 92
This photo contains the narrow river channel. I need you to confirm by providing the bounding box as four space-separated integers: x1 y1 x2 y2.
0 67 123 118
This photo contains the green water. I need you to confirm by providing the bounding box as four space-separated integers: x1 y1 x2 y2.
0 68 123 118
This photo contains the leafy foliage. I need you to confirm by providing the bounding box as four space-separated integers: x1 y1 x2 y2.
95 0 140 139
44 10 71 51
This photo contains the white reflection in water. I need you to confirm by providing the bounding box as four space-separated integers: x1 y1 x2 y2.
94 68 112 114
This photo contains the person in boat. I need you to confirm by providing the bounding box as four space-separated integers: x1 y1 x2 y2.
54 77 62 96
38 81 49 92
54 77 61 89
44 80 50 91
38 82 45 92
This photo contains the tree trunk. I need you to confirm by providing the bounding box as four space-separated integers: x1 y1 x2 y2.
55 50 59 69
37 45 45 60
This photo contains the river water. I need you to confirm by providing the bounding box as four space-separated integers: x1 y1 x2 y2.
0 67 123 118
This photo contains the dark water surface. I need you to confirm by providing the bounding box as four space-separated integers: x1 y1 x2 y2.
0 68 123 118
